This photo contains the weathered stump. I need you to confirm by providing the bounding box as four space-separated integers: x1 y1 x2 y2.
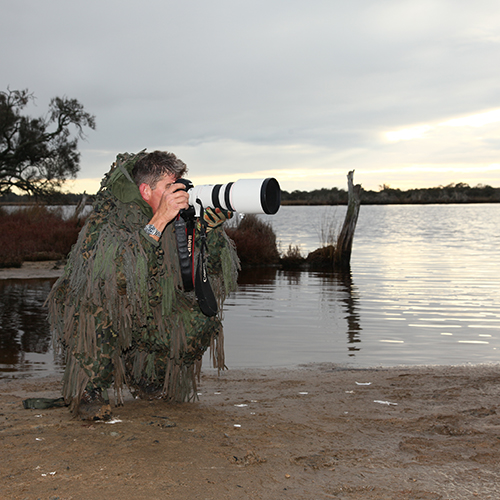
334 171 361 269
74 192 88 219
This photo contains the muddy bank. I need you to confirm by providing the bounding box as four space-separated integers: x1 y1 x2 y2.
1 363 500 499
0 261 64 280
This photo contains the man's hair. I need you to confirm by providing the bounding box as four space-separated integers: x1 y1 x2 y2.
132 151 188 189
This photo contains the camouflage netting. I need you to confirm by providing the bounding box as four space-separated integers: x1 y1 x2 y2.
47 152 239 412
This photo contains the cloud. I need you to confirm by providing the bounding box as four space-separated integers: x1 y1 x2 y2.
386 126 433 142
441 109 500 128
2 0 500 192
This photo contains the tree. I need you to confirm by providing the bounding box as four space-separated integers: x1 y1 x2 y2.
0 88 96 197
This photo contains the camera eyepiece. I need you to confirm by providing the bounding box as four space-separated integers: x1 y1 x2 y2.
174 178 193 191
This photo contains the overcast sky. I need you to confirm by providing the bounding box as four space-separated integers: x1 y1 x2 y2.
2 0 500 193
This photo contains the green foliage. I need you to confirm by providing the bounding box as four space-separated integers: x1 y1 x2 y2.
0 88 95 197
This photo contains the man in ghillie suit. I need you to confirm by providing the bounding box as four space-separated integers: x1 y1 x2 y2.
47 150 239 420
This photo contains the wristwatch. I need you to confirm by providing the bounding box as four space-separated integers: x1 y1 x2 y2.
144 224 161 238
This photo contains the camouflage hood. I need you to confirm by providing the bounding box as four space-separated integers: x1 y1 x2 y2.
98 150 152 218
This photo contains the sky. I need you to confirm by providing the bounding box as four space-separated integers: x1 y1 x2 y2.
2 0 500 194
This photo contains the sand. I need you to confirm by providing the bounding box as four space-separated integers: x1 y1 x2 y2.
1 364 500 499
1 263 499 499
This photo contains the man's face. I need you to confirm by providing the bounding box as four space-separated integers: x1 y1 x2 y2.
148 173 178 214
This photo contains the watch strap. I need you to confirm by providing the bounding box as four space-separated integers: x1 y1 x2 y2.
144 224 161 237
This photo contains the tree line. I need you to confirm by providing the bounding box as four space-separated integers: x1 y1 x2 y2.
281 183 500 205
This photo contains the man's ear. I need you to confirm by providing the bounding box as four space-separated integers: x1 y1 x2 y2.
139 183 151 202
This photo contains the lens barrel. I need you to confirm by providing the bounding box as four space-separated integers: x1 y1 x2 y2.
189 178 281 215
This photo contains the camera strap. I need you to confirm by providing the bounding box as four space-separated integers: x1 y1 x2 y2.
174 209 196 292
174 204 218 317
194 203 219 317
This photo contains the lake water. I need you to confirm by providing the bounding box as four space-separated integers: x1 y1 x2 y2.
222 204 500 369
0 278 63 378
1 204 499 378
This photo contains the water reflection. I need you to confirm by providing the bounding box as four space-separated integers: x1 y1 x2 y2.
221 268 363 367
2 270 365 376
237 267 278 285
0 279 63 378
316 270 362 355
329 270 361 354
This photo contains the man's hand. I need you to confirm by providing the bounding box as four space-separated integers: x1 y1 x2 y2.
156 182 190 223
202 207 233 232
146 182 190 240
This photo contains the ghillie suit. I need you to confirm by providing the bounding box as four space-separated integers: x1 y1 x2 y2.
47 152 239 413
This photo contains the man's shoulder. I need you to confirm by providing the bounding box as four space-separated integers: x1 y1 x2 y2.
89 190 146 228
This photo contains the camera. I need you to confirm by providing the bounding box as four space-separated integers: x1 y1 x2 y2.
173 177 281 315
176 178 281 216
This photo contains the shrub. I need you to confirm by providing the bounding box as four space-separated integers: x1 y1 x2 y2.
225 214 280 266
306 245 335 267
0 205 84 267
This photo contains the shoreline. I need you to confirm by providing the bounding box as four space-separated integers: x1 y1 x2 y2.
0 260 64 280
2 363 499 499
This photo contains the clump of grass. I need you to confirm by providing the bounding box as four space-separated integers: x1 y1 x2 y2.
0 205 85 268
282 244 303 260
280 244 306 268
225 214 280 266
318 209 340 248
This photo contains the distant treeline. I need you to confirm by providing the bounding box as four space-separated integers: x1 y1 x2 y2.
0 191 90 205
282 183 500 205
1 182 499 206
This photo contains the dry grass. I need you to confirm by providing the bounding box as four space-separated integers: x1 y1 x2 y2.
280 244 305 268
224 214 280 266
0 205 85 268
0 207 282 270
318 209 340 248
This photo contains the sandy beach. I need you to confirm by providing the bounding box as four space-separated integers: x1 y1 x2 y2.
1 263 500 499
1 364 499 499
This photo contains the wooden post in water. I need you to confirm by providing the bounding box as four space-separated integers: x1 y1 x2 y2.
74 192 88 219
334 170 361 269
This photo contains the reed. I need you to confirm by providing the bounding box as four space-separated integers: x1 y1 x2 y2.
318 209 340 248
279 244 305 268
